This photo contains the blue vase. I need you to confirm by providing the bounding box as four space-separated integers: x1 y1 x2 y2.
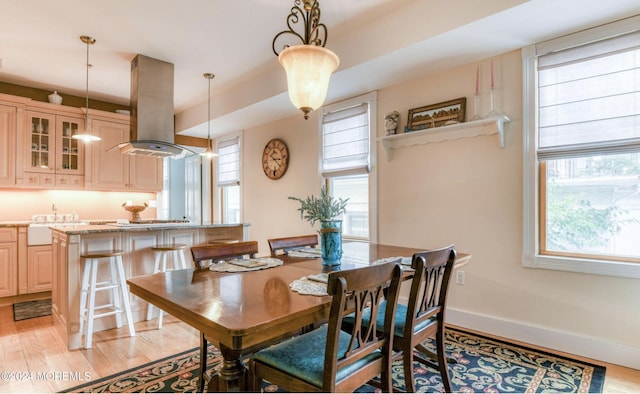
320 220 342 266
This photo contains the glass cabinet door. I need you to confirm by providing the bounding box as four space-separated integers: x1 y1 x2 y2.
28 113 55 172
57 117 83 173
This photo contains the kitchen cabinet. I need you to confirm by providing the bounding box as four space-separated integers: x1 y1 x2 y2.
21 110 84 189
0 104 17 187
0 228 18 298
86 118 163 191
27 245 53 293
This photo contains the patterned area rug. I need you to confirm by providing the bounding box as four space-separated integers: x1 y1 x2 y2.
62 328 605 393
12 298 52 321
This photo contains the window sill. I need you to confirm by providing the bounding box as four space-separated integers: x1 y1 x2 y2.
378 115 510 160
522 254 640 279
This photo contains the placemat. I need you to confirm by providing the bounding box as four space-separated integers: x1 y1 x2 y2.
209 257 283 272
373 256 412 266
286 247 322 258
290 275 329 296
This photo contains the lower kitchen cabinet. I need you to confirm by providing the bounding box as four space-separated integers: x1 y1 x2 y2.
0 228 18 297
27 245 53 293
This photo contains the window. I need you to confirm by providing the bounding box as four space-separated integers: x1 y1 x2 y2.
321 92 377 241
523 15 640 277
216 134 241 224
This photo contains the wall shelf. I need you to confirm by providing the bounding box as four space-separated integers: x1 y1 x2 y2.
378 115 510 160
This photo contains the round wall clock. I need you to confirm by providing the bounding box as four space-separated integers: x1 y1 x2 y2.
262 138 289 180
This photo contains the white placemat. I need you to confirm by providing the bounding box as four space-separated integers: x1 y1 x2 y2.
373 256 412 266
290 275 329 296
286 247 322 258
209 257 283 272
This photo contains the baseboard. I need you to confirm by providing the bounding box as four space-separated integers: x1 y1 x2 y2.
446 307 640 370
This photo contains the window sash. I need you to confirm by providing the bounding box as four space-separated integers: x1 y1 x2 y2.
522 15 640 278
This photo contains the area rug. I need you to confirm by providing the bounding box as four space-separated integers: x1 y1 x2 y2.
12 298 52 321
62 328 606 393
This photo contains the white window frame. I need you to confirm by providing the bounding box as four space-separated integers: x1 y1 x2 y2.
320 91 378 243
214 130 243 224
522 15 640 278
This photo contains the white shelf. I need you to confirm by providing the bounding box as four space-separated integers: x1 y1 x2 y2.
378 115 510 160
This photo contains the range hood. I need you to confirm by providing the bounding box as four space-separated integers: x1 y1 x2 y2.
116 54 193 158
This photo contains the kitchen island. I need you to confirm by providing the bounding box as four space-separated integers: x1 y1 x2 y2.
50 222 249 349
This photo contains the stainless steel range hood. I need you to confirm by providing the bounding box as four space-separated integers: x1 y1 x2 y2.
117 54 193 158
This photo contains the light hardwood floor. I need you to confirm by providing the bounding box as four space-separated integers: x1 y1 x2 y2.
0 305 638 393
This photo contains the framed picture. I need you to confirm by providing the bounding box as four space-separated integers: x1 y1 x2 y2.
407 97 466 131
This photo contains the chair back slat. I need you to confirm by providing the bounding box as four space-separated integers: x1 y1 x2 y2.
190 241 259 270
267 234 318 256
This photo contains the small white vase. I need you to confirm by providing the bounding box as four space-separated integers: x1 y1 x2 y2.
48 91 62 105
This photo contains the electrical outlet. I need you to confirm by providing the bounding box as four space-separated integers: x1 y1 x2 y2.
456 270 465 285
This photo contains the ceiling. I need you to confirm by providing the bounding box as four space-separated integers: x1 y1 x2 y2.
1 0 639 139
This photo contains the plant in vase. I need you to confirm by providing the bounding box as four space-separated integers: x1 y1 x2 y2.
289 186 348 266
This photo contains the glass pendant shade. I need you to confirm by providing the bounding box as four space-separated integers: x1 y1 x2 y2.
279 45 339 119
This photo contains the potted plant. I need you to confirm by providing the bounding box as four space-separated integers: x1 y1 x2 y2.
289 186 348 266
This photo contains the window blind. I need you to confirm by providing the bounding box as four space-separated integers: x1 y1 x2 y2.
217 136 240 186
321 102 369 177
537 30 640 160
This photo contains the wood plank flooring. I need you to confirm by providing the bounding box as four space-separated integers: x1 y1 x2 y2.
0 304 638 393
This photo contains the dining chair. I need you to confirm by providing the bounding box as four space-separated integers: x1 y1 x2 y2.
190 240 258 271
267 234 318 256
343 245 456 392
249 259 404 393
189 240 259 391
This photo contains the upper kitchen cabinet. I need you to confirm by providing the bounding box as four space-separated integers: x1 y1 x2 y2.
85 118 163 192
20 110 85 189
0 104 17 187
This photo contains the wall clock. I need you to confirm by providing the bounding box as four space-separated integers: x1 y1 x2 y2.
262 138 289 180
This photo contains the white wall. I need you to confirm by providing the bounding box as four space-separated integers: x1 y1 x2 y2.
240 49 640 368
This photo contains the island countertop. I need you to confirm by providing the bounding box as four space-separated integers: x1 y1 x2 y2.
49 222 250 235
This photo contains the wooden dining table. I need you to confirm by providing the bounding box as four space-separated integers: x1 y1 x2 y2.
126 242 470 392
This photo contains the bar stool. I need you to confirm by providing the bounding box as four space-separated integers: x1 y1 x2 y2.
146 243 188 328
79 250 135 349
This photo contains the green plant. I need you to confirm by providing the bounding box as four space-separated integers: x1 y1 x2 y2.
289 186 349 225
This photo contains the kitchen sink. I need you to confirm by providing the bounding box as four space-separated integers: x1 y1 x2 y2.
27 223 87 246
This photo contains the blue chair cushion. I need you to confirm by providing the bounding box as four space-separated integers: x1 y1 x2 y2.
342 301 434 338
253 325 382 388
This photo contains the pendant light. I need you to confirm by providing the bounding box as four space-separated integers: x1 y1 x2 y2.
272 0 339 120
73 35 101 142
200 73 218 158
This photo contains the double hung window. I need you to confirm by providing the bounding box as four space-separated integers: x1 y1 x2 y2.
523 15 640 277
321 92 377 241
